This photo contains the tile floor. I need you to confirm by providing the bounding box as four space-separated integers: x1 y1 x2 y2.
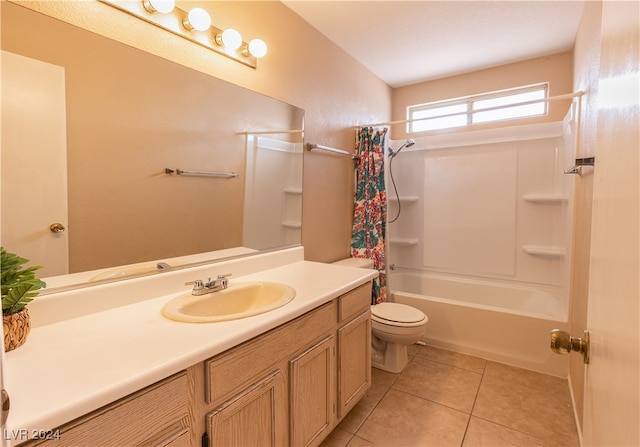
321 345 580 447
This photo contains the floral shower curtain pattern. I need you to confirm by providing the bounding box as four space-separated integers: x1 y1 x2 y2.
351 127 388 304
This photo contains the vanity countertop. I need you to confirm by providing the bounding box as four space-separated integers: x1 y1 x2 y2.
3 255 377 439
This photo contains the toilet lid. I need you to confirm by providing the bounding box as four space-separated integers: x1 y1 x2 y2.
371 302 426 324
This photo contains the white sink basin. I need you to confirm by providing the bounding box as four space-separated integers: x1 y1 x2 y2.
161 281 296 323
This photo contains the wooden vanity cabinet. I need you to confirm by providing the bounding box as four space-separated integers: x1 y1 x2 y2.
203 282 372 447
203 301 336 447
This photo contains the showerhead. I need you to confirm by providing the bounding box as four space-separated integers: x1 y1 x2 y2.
389 139 415 158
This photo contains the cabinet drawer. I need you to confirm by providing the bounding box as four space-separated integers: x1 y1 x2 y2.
338 282 371 324
29 372 189 446
206 301 336 405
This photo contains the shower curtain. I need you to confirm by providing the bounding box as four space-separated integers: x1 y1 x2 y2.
351 127 388 304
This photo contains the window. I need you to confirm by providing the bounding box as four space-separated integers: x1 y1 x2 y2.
407 84 548 133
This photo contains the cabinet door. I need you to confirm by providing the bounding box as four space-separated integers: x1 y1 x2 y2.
290 336 336 446
338 311 371 419
207 371 287 447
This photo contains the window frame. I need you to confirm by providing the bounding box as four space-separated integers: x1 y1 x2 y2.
407 83 549 133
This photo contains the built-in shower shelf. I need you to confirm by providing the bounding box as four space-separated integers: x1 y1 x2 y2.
283 187 303 195
523 194 568 204
522 245 566 257
389 238 419 246
389 196 419 204
281 221 302 229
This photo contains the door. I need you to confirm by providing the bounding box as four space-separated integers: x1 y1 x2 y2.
1 51 69 277
581 2 639 445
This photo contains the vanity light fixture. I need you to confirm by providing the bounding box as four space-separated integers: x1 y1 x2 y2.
100 0 267 68
216 29 243 51
182 7 211 32
246 39 268 58
142 0 174 14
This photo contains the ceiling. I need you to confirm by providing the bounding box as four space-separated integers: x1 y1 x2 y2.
282 1 585 88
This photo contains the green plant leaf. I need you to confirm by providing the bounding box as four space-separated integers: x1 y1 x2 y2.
1 247 46 315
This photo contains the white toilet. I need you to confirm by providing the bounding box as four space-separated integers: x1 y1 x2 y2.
370 302 428 373
332 257 429 374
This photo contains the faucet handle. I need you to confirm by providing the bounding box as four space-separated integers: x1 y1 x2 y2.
185 279 205 291
216 273 232 289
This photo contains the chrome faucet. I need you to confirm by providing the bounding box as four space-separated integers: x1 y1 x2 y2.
186 273 232 296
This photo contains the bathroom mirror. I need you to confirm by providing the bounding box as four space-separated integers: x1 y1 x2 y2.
0 2 304 291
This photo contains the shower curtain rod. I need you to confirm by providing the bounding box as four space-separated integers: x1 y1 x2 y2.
354 91 583 129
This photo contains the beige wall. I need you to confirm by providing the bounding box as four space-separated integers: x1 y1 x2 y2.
14 0 392 264
391 51 574 139
568 0 600 434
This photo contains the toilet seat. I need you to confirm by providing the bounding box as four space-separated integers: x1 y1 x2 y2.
371 302 428 328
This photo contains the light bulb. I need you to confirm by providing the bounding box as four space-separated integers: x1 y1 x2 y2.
183 8 211 31
248 39 267 58
143 0 175 14
220 29 243 50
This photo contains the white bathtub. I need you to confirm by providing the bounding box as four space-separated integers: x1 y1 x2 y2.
390 270 570 377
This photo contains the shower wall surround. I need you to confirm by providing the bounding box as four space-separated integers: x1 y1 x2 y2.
388 112 576 313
